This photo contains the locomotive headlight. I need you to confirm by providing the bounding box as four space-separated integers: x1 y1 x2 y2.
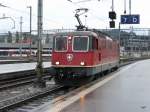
55 61 60 65
80 61 85 66
68 36 72 40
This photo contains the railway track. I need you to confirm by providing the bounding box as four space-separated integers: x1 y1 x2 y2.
0 65 124 112
0 58 134 89
0 85 71 112
0 75 52 91
0 76 35 86
0 66 53 90
0 69 121 112
0 59 146 112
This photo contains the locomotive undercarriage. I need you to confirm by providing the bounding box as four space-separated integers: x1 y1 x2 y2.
54 62 119 86
54 67 95 86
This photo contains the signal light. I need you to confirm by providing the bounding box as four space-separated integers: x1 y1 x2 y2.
109 20 115 28
109 11 116 19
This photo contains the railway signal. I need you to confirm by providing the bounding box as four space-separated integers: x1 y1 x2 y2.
109 20 115 28
109 11 116 28
109 0 116 28
109 11 116 20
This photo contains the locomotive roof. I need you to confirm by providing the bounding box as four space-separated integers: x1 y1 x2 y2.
55 31 97 37
54 30 116 41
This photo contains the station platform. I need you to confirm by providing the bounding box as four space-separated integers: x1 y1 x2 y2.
42 59 150 112
0 62 51 74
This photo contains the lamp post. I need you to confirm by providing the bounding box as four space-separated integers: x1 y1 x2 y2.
27 6 32 59
20 16 23 57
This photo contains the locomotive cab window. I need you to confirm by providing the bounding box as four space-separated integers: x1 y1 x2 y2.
55 36 67 51
73 36 89 51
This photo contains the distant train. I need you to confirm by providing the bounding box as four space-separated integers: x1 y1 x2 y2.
0 49 52 57
51 30 120 86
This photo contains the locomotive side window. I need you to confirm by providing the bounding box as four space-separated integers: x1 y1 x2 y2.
102 39 106 49
55 36 67 51
92 38 98 50
109 42 112 49
73 36 89 51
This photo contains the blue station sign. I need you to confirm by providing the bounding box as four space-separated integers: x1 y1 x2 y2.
121 15 140 24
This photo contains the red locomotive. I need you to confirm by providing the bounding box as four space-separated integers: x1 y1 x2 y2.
51 8 119 86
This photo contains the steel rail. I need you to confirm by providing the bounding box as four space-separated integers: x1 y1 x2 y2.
0 85 65 111
0 75 52 91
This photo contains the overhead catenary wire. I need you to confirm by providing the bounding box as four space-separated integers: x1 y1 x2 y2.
67 0 100 4
67 0 107 25
0 3 8 7
1 1 105 30
0 2 62 26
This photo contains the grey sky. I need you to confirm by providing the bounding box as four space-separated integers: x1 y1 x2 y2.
0 0 149 33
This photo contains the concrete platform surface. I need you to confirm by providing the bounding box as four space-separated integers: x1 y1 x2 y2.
0 62 51 74
42 59 150 112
